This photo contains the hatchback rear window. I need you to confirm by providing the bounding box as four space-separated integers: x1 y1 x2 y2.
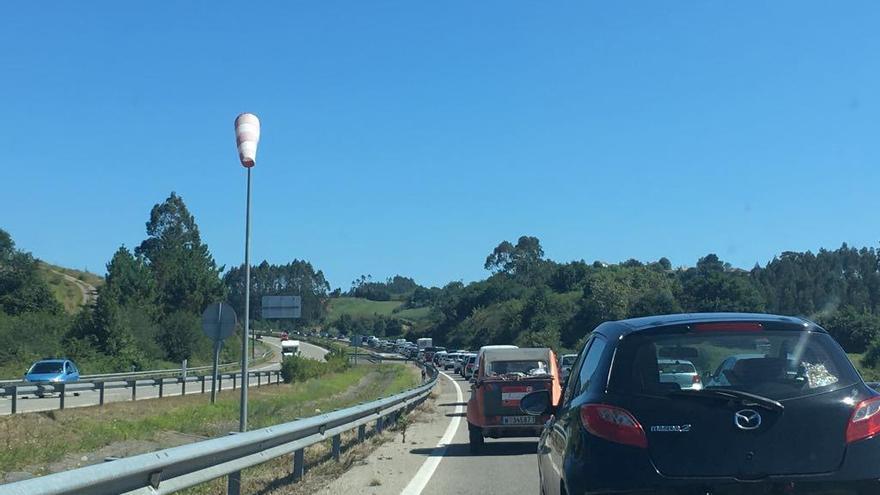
487 360 549 376
610 330 859 401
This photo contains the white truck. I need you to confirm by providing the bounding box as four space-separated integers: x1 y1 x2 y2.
417 337 433 349
280 340 300 358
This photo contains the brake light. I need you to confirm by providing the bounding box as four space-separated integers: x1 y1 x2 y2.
580 404 648 448
846 396 880 444
692 375 701 384
693 322 763 332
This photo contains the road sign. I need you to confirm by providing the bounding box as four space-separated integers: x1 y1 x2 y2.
351 335 363 347
261 296 302 319
202 302 238 341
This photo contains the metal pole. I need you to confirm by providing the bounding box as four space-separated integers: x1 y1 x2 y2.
240 166 252 433
210 341 221 404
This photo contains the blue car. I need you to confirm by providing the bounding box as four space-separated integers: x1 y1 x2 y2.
24 359 80 383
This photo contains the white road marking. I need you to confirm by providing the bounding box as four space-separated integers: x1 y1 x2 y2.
400 371 464 495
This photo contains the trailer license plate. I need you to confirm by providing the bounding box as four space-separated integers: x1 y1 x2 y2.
502 416 536 425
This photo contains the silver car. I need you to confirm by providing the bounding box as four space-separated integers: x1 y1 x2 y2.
658 358 702 390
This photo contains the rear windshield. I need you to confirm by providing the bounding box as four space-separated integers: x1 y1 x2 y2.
659 361 696 374
487 359 549 377
30 362 64 374
561 355 577 366
610 331 859 401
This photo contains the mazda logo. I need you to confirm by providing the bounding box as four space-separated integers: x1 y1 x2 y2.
734 409 762 430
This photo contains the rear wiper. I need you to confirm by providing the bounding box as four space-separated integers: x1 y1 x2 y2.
669 388 784 412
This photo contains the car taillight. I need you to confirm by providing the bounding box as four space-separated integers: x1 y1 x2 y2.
846 396 880 444
580 404 648 449
693 322 763 332
692 375 701 384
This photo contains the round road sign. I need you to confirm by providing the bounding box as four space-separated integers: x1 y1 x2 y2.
201 302 237 341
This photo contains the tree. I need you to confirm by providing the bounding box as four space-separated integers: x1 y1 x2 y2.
0 228 62 315
680 254 764 313
104 246 157 311
135 193 225 314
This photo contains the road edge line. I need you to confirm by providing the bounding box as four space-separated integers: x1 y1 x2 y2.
400 371 463 495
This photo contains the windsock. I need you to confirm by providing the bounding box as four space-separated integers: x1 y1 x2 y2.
234 113 261 168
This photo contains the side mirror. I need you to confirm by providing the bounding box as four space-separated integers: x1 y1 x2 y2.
520 390 552 416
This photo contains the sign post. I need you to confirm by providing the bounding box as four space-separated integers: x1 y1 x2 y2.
201 302 237 404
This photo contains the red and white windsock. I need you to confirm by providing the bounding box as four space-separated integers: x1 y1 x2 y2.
234 113 261 168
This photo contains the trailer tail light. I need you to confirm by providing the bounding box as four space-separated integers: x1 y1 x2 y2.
846 396 880 444
580 404 648 449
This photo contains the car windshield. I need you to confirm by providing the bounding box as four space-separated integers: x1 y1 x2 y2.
611 331 859 401
30 362 64 374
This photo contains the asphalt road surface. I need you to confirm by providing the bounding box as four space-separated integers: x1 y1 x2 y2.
0 337 329 415
413 373 538 495
320 371 538 495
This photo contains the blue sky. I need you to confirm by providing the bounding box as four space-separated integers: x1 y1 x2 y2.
2 2 879 289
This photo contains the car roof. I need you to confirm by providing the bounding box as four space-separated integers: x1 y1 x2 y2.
592 313 819 340
34 359 67 364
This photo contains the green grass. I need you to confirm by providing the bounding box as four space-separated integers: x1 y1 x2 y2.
393 306 434 322
326 297 404 320
0 363 419 475
40 262 104 289
848 353 880 381
35 262 103 313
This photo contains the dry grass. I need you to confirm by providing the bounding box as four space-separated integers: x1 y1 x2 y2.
0 364 419 479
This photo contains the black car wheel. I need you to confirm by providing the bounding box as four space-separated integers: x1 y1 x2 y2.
468 424 484 453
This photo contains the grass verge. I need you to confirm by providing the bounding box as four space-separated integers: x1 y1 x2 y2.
0 364 420 478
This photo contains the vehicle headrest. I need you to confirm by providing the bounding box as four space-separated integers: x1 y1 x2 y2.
729 357 787 384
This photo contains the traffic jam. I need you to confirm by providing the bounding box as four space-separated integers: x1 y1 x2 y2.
369 313 880 495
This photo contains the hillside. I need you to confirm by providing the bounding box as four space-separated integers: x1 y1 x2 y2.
36 262 102 313
326 297 403 320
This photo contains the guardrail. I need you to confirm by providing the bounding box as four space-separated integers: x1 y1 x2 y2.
0 340 279 386
0 369 283 415
0 363 439 495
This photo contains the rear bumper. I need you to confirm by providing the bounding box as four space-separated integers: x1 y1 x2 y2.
564 434 880 495
482 424 543 438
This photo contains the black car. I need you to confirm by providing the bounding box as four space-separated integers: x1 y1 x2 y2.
520 313 880 495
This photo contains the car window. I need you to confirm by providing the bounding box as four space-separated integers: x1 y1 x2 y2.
30 362 64 374
578 336 608 395
561 341 589 406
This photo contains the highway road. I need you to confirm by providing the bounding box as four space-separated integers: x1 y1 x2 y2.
415 373 538 495
320 371 538 495
0 337 329 415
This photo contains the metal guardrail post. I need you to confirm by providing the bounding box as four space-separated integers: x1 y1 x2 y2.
10 386 16 414
98 381 105 406
376 416 383 434
233 373 237 391
200 375 206 394
158 379 164 398
292 449 305 481
59 383 66 410
358 424 366 442
181 377 186 396
227 471 241 495
129 380 137 401
218 374 222 392
257 372 261 387
332 434 341 461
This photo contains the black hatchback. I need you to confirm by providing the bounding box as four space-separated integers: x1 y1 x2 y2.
520 313 880 495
